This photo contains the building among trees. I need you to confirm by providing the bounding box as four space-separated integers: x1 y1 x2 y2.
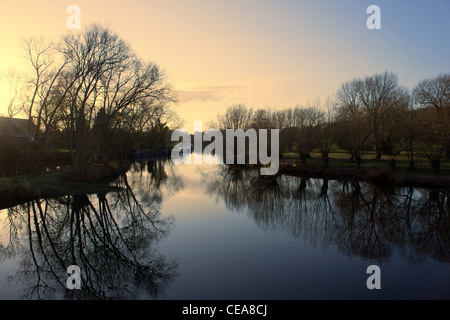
0 117 38 146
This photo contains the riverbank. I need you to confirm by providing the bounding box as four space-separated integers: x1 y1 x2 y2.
2 156 450 210
278 163 450 189
0 164 126 209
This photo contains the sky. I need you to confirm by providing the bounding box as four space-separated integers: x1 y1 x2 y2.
0 0 449 132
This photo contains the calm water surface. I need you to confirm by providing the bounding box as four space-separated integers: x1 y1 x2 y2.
0 158 449 299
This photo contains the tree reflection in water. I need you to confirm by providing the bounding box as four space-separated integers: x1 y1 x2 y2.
1 161 448 299
1 159 180 300
204 166 449 264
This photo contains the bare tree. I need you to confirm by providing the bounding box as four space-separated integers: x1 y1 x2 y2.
279 108 297 153
20 37 80 171
252 108 274 130
335 80 370 167
295 102 322 166
2 70 26 118
416 109 445 172
212 104 254 130
413 73 450 158
22 38 55 168
335 72 408 162
356 71 404 160
56 24 175 178
316 97 336 168
398 97 420 170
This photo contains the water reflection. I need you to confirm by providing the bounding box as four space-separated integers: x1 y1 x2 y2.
0 160 448 300
203 166 449 263
127 158 185 201
0 159 180 299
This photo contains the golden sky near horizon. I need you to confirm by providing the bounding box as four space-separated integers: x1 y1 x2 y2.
1 0 449 132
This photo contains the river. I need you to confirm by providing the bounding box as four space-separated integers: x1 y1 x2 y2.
0 157 449 299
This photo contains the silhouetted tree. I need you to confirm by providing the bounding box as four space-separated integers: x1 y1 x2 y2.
414 73 450 158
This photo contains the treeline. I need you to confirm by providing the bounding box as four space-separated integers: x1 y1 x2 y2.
4 24 180 178
212 72 450 172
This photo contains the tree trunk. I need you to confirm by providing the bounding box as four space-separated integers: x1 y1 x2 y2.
352 181 361 194
300 153 308 167
299 178 307 191
322 152 329 169
349 153 354 162
375 146 382 160
320 179 328 195
408 139 415 171
355 154 362 169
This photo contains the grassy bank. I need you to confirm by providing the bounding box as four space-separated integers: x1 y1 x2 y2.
0 164 125 209
282 151 450 175
279 153 450 189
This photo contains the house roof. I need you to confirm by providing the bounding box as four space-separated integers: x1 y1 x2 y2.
0 117 36 139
